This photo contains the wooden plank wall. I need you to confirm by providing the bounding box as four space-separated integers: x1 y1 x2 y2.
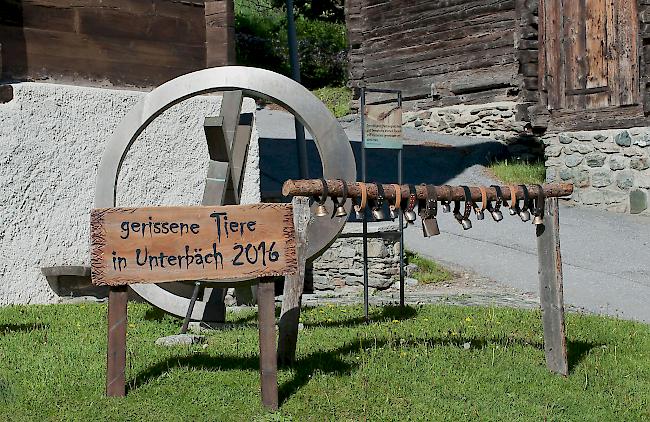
0 0 235 88
345 0 522 106
515 0 540 121
638 1 650 116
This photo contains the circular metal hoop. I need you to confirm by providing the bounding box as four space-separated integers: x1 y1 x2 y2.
94 66 356 319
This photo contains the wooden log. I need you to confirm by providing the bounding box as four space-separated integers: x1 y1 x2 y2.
277 197 310 366
257 278 279 410
281 179 573 202
106 285 128 397
536 198 568 376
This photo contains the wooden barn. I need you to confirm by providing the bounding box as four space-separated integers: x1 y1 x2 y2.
346 0 648 131
0 0 235 87
347 0 650 214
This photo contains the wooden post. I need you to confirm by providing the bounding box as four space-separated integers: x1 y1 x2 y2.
536 198 569 376
106 285 128 397
257 278 279 410
278 197 310 365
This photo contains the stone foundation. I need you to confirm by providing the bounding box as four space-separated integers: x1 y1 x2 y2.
544 127 650 214
308 222 401 291
402 101 528 142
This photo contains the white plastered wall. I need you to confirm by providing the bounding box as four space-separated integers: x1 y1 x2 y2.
0 82 260 305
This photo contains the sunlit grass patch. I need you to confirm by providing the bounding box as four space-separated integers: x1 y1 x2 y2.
406 250 455 284
489 159 546 184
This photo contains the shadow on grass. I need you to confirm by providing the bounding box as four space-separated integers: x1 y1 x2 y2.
0 323 47 334
129 327 595 402
143 308 167 322
567 340 602 373
302 305 419 328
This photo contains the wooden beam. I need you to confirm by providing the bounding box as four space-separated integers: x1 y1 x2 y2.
536 198 569 376
257 278 279 410
106 285 128 397
282 179 573 202
277 197 310 366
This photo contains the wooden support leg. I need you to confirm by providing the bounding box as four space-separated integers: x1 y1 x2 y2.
106 285 128 397
536 198 569 376
278 197 310 365
257 278 279 410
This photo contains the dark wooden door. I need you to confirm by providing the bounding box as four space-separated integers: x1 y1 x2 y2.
540 0 639 111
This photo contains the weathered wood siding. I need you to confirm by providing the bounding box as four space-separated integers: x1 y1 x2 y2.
639 1 650 116
0 0 235 88
346 0 522 106
533 0 649 131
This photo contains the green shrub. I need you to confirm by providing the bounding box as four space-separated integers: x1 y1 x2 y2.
234 0 348 89
313 86 351 117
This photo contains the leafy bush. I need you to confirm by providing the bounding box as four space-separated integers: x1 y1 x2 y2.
235 0 348 89
271 0 344 22
313 86 351 117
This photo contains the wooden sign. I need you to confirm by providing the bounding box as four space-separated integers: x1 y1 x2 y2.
90 204 296 286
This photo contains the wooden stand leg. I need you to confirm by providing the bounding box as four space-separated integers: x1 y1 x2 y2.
106 285 128 397
536 198 569 376
258 278 279 410
278 197 310 365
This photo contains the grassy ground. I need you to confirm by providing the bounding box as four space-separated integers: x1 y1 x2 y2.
489 159 546 184
312 87 352 118
1 302 649 421
406 250 455 284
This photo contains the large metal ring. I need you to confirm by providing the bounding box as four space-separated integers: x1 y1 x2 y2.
94 66 356 319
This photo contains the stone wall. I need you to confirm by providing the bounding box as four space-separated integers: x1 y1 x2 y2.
544 127 650 214
402 101 528 142
0 82 260 305
308 222 401 291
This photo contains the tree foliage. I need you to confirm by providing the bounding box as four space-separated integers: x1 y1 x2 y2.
270 0 344 23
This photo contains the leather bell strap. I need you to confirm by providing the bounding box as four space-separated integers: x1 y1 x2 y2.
461 185 473 219
417 183 427 218
479 186 488 211
519 184 530 212
440 184 452 209
425 184 438 218
508 184 520 210
533 184 545 216
317 178 329 205
374 183 386 210
391 184 402 210
407 185 417 214
491 185 504 211
355 182 368 212
453 197 462 220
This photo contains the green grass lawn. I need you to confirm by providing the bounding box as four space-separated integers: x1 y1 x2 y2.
489 159 546 184
406 250 455 284
1 302 649 421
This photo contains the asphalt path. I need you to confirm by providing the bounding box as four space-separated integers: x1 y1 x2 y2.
256 109 650 323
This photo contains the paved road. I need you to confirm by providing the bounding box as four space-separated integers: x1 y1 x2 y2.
256 108 650 323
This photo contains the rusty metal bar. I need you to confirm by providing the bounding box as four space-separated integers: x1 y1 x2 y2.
257 278 279 410
536 198 569 376
106 285 128 397
282 179 573 202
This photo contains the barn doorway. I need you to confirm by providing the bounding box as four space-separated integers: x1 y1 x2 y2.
539 0 640 112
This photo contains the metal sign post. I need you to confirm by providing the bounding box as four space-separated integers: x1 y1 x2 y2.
360 87 405 322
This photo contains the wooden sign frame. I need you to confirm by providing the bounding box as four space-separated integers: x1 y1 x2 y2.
91 204 296 286
93 203 298 410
